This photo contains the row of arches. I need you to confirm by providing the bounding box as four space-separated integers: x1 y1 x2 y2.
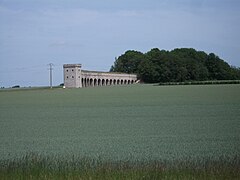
82 78 135 87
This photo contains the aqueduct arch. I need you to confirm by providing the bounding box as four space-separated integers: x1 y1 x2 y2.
63 64 138 88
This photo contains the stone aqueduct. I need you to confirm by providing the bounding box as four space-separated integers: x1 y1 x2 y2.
63 64 138 88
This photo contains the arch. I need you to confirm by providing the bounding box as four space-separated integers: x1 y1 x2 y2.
98 79 101 86
131 80 134 84
82 78 86 87
89 78 93 86
120 79 123 85
86 78 89 87
94 79 97 86
113 79 116 85
124 80 127 84
88 78 91 86
117 79 120 85
83 78 87 87
106 79 109 86
102 79 105 86
81 78 84 87
128 80 130 84
109 79 113 85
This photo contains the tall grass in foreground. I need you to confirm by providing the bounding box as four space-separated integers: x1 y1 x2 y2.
0 154 239 180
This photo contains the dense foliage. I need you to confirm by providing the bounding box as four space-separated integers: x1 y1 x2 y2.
110 48 240 83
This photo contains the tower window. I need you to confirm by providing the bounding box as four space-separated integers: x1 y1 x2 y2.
72 69 74 72
67 76 68 79
72 76 74 78
66 70 68 72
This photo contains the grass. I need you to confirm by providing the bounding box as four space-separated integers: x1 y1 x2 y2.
158 80 240 86
0 153 239 179
0 84 240 179
0 85 62 92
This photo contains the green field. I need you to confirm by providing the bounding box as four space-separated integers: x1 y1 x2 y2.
0 84 239 161
1 84 240 179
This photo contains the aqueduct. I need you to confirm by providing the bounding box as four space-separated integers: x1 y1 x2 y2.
63 64 138 88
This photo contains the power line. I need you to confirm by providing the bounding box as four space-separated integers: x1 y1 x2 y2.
0 64 47 74
48 63 54 88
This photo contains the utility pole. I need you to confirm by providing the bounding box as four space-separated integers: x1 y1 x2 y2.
48 63 54 88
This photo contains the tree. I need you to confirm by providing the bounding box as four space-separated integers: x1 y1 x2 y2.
137 59 159 83
110 50 145 73
110 48 240 83
205 53 235 80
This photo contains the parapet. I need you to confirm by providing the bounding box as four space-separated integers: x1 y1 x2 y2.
63 64 82 68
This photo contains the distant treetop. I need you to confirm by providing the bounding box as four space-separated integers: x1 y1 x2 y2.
110 48 240 83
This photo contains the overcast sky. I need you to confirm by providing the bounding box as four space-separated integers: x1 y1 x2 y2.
0 0 239 87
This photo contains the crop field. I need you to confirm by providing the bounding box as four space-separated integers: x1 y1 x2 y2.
0 84 240 179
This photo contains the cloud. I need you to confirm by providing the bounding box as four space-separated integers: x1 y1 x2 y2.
49 41 67 47
115 10 142 17
0 0 240 87
41 8 101 23
49 41 83 47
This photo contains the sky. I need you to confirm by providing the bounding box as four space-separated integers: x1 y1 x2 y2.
0 0 240 87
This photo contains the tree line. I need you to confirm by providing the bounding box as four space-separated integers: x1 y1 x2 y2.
110 48 240 83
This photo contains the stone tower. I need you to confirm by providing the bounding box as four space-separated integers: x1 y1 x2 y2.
63 64 82 88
